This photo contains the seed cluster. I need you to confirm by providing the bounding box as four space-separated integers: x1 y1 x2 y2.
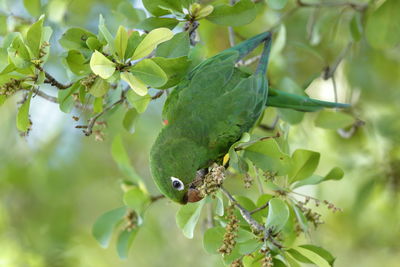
218 205 239 256
297 202 323 227
243 173 253 189
124 210 138 232
230 258 243 267
80 73 97 89
198 164 225 197
260 248 273 267
0 78 22 96
263 170 277 182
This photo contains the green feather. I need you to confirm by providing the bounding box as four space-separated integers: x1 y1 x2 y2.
267 88 350 112
150 31 349 204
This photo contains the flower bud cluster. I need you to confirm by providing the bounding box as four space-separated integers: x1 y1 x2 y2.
243 174 253 189
218 206 239 256
124 210 137 232
198 164 225 197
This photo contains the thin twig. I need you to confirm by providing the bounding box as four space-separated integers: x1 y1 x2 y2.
250 202 269 215
220 186 265 232
235 132 281 151
258 116 279 132
32 88 92 111
83 97 125 136
35 65 73 90
151 90 164 100
151 195 165 202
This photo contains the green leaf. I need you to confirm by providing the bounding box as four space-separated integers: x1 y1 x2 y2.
89 77 110 97
0 95 6 106
98 15 115 53
130 59 167 87
176 199 205 239
238 238 261 255
293 167 344 188
115 26 128 62
244 138 291 175
228 133 251 173
315 110 355 130
278 109 304 125
131 28 174 60
121 72 148 96
299 245 335 266
265 198 289 233
124 31 144 60
26 16 44 58
47 0 68 23
59 28 96 51
65 50 90 75
289 149 320 183
123 187 150 214
111 135 144 185
93 97 103 113
92 207 127 248
86 37 102 51
0 15 7 36
292 204 308 233
255 194 273 217
23 0 41 17
350 12 363 42
151 56 190 89
203 226 225 254
267 0 288 10
116 228 139 259
58 82 80 113
89 51 116 79
16 92 32 132
8 35 31 69
214 191 224 216
365 0 400 49
126 90 151 114
207 0 256 27
291 246 331 267
156 32 190 58
142 0 185 16
123 108 139 134
137 17 180 32
116 1 146 27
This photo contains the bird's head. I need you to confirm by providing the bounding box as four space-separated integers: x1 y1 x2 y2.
150 131 205 204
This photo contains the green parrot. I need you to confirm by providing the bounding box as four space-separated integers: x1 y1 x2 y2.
150 32 349 204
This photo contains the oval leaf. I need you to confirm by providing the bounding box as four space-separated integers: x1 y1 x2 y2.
92 207 127 248
265 198 289 233
121 72 148 96
132 28 173 60
176 199 205 239
90 51 116 79
130 59 167 87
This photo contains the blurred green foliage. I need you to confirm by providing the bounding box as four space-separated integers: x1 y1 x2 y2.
0 0 399 266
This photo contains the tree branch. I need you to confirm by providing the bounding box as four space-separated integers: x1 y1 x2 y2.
221 186 265 232
83 96 125 136
35 65 73 90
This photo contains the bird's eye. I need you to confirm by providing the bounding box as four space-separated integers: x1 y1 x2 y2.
171 177 184 191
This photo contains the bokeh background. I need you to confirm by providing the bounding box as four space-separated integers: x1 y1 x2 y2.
0 0 399 266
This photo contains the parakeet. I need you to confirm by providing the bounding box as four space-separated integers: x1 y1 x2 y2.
150 32 349 204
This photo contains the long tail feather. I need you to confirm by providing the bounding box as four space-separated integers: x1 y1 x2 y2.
267 88 350 112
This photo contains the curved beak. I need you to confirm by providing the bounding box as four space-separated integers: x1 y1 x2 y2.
182 188 203 204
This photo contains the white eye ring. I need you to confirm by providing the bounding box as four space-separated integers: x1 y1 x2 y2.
171 177 185 191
